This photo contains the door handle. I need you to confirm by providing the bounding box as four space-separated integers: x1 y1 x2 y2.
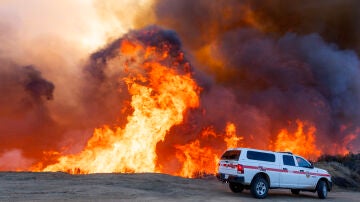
283 168 288 171
299 170 304 172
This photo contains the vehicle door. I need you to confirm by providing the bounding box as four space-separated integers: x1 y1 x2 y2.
279 154 299 188
295 156 318 189
245 150 280 187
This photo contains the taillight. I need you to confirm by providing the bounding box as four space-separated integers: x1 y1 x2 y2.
237 164 244 174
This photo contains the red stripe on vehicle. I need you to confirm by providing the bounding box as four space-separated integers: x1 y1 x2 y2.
241 165 331 177
243 165 286 173
309 172 331 177
266 167 288 173
243 165 258 169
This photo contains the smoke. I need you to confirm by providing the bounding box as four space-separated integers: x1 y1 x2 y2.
0 0 99 168
152 0 360 153
0 61 59 169
1 0 360 171
155 0 360 53
0 0 154 169
22 65 54 101
247 0 360 53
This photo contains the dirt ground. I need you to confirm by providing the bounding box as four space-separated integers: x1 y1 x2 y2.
1 172 359 202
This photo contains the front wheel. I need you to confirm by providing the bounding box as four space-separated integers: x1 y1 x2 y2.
229 182 244 193
250 177 269 199
317 180 328 199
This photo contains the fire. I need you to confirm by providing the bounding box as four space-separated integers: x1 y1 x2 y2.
120 40 142 55
27 27 357 177
272 120 321 159
175 139 220 178
175 122 243 178
331 130 358 155
340 133 357 154
224 122 243 148
42 37 200 174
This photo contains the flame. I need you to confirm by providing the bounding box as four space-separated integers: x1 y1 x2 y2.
341 133 357 153
175 140 220 178
272 120 321 159
120 40 143 55
224 122 243 148
330 128 358 155
175 122 243 178
42 37 200 174
28 29 357 177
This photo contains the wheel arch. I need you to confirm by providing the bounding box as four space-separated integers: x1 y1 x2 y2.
317 177 330 191
251 172 270 186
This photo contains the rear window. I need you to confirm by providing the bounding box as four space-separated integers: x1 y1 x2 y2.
246 151 275 162
221 150 241 160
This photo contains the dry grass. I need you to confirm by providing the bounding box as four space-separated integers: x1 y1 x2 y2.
316 153 360 190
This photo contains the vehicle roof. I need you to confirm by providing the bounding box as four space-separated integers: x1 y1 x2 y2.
226 147 294 155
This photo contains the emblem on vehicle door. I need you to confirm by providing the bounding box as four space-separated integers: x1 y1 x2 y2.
258 166 266 171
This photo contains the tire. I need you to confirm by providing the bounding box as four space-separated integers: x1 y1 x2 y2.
250 177 269 199
229 182 244 193
317 180 328 199
291 189 300 195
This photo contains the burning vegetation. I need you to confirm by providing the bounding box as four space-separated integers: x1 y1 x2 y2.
0 0 360 177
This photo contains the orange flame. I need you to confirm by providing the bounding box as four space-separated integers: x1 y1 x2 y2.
175 122 243 178
30 36 357 177
272 120 321 159
175 140 220 178
224 122 243 148
42 39 200 174
330 127 358 155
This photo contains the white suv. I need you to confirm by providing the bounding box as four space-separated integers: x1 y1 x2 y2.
217 148 332 199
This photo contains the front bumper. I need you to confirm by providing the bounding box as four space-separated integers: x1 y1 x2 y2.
216 173 245 184
328 181 333 191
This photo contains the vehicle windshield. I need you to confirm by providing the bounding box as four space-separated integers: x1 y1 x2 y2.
221 150 241 160
296 156 312 168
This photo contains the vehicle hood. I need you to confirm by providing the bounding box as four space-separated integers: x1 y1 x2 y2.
313 167 329 174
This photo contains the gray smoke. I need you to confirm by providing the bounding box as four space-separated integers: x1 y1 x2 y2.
22 65 54 101
1 0 359 172
153 0 360 154
0 60 59 163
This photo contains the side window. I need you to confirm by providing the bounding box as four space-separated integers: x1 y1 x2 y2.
296 156 311 168
282 155 295 166
247 151 276 162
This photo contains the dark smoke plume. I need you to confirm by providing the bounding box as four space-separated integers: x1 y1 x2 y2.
22 65 54 101
0 61 59 169
248 0 360 54
153 0 360 154
155 0 360 53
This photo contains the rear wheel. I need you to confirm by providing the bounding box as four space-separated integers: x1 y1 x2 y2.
317 180 328 199
229 182 244 193
250 177 269 199
291 189 300 195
